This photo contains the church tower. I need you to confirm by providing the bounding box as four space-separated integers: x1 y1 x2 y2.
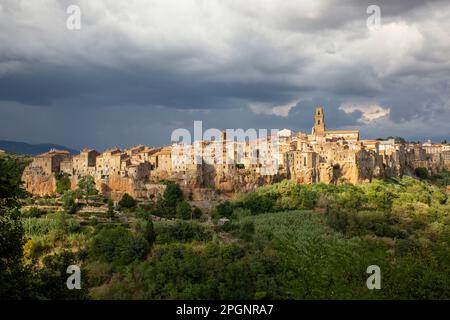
314 106 325 136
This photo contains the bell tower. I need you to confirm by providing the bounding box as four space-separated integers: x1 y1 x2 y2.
314 106 325 135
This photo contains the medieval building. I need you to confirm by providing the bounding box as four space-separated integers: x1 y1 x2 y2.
22 107 450 200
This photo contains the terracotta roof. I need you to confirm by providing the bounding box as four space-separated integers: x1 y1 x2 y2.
36 149 70 157
152 147 172 156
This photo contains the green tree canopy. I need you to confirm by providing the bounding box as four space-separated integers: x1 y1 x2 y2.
77 175 97 205
118 193 136 209
56 173 71 194
163 181 184 204
176 201 192 220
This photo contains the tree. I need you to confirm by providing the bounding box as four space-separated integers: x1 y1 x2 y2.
176 201 192 220
106 199 115 220
89 226 149 265
415 167 429 179
0 153 29 206
192 206 203 219
77 175 97 205
34 251 89 299
163 181 184 204
0 154 34 298
144 220 156 245
1 154 89 299
62 190 78 214
118 193 137 209
214 201 234 218
56 173 71 194
0 208 35 299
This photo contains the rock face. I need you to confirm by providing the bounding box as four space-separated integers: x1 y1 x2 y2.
214 170 285 193
22 168 166 201
21 146 450 201
92 176 166 202
22 166 56 196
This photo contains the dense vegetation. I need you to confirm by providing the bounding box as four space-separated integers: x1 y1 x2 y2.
1 151 449 299
87 177 448 299
0 153 88 299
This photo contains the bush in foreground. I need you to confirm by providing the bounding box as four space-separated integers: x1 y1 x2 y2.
88 225 149 265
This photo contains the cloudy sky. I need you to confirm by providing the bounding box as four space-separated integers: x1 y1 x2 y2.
0 0 449 150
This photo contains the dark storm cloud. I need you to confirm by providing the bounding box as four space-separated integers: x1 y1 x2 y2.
0 62 308 109
0 0 449 147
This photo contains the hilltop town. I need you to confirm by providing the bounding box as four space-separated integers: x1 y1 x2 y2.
22 107 450 201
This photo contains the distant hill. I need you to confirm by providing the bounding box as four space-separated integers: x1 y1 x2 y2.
0 140 78 155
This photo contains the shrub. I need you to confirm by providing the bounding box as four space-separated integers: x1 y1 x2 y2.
118 193 137 209
22 217 60 236
77 175 98 205
88 225 149 265
65 217 81 234
106 199 115 220
415 167 429 179
135 219 156 245
149 196 174 218
217 220 240 233
62 191 78 214
36 251 89 299
335 184 367 210
192 206 203 219
22 207 45 218
236 192 277 214
429 170 450 187
135 206 151 220
85 261 113 287
163 181 184 204
176 201 192 220
56 173 71 194
290 185 318 210
363 180 395 210
213 201 234 218
231 208 252 219
155 221 213 244
27 237 52 260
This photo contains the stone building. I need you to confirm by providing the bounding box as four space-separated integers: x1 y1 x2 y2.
22 149 71 196
71 148 99 177
30 149 71 175
22 106 450 198
96 148 124 179
310 106 359 141
151 147 172 172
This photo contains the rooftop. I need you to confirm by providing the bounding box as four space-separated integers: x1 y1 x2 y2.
36 149 71 157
